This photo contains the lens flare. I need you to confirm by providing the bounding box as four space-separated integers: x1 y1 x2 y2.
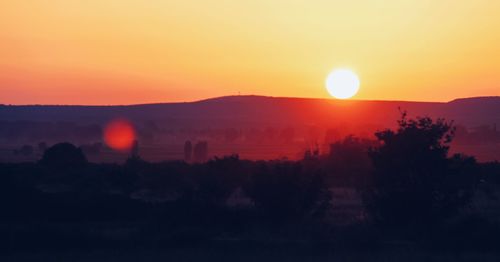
103 119 136 151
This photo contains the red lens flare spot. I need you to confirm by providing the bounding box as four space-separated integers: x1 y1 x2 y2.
103 119 136 151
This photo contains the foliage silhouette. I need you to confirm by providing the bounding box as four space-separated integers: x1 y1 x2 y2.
39 142 87 169
0 125 498 253
364 113 477 228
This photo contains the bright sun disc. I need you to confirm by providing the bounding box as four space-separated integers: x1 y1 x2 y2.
325 69 360 99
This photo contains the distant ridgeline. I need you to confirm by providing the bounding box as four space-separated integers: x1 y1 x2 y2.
1 96 499 126
0 96 499 162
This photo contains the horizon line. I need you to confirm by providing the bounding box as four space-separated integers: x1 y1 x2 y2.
1 94 499 107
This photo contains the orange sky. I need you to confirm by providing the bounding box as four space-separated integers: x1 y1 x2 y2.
1 0 500 105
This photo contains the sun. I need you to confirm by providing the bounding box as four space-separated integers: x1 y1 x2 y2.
325 69 360 99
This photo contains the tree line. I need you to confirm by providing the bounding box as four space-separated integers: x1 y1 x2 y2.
0 114 499 251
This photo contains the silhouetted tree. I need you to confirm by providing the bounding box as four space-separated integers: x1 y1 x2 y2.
39 143 88 169
131 139 140 158
184 140 192 162
364 113 477 228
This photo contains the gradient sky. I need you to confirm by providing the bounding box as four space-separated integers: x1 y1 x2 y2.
1 0 500 105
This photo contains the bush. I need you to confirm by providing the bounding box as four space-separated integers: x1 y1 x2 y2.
39 143 87 169
363 113 477 228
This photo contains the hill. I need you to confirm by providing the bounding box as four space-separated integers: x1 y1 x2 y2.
1 95 499 128
1 96 499 162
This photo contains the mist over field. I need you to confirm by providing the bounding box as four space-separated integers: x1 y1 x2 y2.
2 96 500 163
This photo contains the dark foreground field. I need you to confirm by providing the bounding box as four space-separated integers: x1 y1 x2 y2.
2 115 500 261
2 244 500 262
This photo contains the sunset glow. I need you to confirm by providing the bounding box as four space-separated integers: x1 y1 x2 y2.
1 1 500 104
